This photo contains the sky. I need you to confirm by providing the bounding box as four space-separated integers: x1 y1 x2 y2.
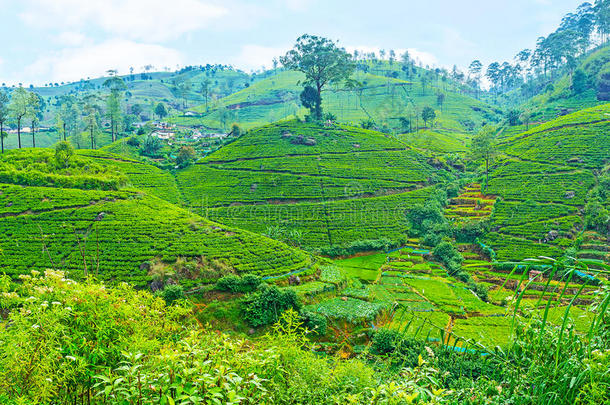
0 0 584 86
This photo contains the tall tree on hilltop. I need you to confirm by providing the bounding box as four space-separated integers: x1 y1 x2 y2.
103 75 126 143
0 90 8 153
468 60 483 98
9 87 33 149
28 93 42 148
280 34 355 120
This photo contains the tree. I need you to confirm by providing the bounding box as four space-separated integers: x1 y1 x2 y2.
299 85 321 118
9 87 32 149
597 62 610 100
200 79 211 111
82 95 101 149
436 92 445 111
57 97 79 142
230 123 241 137
280 34 355 120
176 146 196 167
154 103 168 120
54 141 74 168
141 135 162 156
0 90 8 153
506 109 521 126
468 60 483 98
174 78 192 108
471 125 498 186
572 68 588 94
103 76 126 143
421 106 436 128
520 111 532 130
28 93 42 147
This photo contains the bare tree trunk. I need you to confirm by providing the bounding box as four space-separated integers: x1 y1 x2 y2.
63 122 67 141
32 122 36 148
17 118 22 149
0 122 3 153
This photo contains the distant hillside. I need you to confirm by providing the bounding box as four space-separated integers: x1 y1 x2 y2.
0 149 312 285
176 61 501 133
175 120 453 248
521 45 610 121
483 104 610 262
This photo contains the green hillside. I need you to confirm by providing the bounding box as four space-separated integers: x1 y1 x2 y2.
175 63 501 132
175 120 450 248
521 45 610 121
0 149 312 287
483 104 610 261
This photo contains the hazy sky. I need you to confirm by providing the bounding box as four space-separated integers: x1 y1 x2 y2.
0 0 583 85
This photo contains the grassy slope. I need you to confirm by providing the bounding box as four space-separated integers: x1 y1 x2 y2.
176 62 501 132
484 104 610 261
0 149 312 285
174 120 447 248
522 45 610 121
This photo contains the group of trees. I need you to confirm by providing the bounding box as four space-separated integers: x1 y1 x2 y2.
0 70 154 152
474 1 610 98
0 87 44 152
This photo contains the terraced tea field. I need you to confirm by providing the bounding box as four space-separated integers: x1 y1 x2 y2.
177 120 452 249
299 247 600 349
444 184 496 225
482 105 610 263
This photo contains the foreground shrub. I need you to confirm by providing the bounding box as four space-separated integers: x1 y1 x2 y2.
242 284 300 327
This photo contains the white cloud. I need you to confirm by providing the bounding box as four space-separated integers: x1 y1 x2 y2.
233 44 290 71
56 31 89 47
24 39 184 84
282 0 315 12
20 0 228 41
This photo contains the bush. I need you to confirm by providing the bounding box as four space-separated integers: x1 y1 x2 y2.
243 285 300 327
371 328 400 355
454 220 489 243
126 136 140 147
320 238 403 257
433 242 464 275
300 310 327 335
160 284 185 304
216 274 262 293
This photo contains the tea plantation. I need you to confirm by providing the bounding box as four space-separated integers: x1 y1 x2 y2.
0 150 312 287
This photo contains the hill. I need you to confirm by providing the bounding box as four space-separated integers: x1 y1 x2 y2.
176 62 501 133
0 149 313 287
520 45 610 121
482 104 610 262
175 120 452 248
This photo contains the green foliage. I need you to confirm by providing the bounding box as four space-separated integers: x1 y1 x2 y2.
215 273 262 293
154 102 167 119
433 241 464 274
299 309 327 335
243 284 300 327
54 141 74 168
175 145 196 167
140 134 162 156
159 283 185 304
320 238 402 257
281 34 355 119
371 328 400 354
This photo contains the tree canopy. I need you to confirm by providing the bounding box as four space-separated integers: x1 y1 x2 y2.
281 34 355 120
